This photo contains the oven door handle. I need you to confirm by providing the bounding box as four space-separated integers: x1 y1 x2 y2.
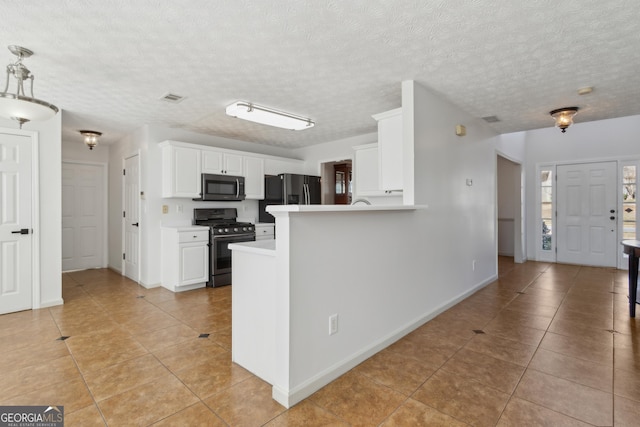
212 233 256 240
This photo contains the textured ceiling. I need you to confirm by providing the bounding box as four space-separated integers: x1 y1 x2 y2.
2 1 640 148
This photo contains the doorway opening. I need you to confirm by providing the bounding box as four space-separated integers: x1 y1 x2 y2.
497 154 524 263
62 161 108 272
320 159 352 205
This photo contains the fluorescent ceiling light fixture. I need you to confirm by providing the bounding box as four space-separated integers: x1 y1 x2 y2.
226 101 314 130
0 45 58 128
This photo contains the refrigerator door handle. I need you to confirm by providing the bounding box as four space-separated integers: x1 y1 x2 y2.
305 183 310 204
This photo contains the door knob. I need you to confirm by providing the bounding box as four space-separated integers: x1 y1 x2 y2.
132 222 139 227
11 228 29 234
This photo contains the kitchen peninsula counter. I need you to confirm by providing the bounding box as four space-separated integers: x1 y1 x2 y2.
230 203 437 409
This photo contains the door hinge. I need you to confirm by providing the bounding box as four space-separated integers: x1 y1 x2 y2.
123 211 126 218
123 253 126 260
123 169 126 176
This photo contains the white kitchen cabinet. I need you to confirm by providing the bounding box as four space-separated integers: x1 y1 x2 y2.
353 143 385 197
160 140 305 199
161 226 210 292
255 223 275 240
244 156 265 199
161 144 201 198
372 108 403 193
202 149 244 176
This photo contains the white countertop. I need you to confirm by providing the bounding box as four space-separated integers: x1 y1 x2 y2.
229 239 276 256
161 225 210 231
266 204 425 213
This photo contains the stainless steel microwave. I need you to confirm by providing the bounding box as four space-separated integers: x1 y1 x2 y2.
199 173 245 201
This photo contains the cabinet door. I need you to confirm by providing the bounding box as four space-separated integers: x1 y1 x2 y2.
202 150 224 174
374 109 403 192
163 146 201 198
202 150 244 175
354 144 383 196
244 157 265 199
224 153 244 176
179 243 208 285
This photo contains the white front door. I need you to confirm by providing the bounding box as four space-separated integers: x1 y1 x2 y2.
0 132 33 314
556 161 617 267
62 162 105 271
123 154 140 282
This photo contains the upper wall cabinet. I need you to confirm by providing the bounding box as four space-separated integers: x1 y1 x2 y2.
372 108 403 193
243 156 265 199
161 141 277 199
161 144 201 198
353 143 385 197
202 150 244 176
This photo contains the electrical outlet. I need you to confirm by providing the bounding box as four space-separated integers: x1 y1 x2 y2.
162 205 168 214
329 314 338 335
472 260 477 271
176 204 183 213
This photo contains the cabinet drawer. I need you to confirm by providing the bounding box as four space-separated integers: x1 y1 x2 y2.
255 225 275 236
178 230 209 243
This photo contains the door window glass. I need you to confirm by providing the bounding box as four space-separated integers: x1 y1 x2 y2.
623 165 636 239
541 169 553 251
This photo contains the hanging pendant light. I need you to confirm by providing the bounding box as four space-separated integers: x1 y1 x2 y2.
0 45 59 128
549 107 579 133
79 130 101 150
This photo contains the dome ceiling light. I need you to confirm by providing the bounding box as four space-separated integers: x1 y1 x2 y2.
79 130 102 150
0 45 59 128
550 107 579 133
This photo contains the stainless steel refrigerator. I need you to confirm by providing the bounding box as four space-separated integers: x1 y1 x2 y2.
258 174 321 223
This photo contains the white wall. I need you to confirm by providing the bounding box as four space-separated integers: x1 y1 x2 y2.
62 139 110 163
1 113 62 308
405 80 506 282
506 114 640 260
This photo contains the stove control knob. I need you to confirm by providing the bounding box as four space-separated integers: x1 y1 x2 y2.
224 228 229 233
217 228 223 233
242 227 247 231
234 227 239 232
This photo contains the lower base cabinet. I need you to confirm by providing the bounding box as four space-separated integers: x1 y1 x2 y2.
161 226 209 292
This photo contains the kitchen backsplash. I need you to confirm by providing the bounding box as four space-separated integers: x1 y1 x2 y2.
160 199 260 227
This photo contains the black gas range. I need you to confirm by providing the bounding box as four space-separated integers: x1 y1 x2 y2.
194 208 256 287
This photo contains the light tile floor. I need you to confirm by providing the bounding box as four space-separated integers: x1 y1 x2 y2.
1 258 639 426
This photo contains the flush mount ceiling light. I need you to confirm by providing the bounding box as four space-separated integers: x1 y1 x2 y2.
550 107 579 133
226 101 314 130
79 130 102 150
0 45 59 128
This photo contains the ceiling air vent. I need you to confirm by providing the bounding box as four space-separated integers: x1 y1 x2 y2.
481 115 500 123
160 93 186 103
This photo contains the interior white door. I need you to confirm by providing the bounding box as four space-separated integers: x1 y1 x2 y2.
62 162 105 271
123 154 140 282
556 162 617 267
0 132 33 314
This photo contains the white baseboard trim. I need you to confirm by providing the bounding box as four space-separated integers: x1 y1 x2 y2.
39 298 64 309
271 273 498 408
